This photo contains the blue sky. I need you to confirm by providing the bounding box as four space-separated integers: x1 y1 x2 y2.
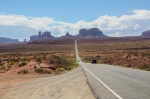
0 0 150 41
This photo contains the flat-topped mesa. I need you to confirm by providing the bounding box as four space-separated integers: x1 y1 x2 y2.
141 30 150 38
30 28 107 42
30 31 54 41
77 28 107 38
42 31 52 37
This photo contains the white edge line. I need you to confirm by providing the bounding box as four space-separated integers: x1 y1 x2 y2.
80 62 123 99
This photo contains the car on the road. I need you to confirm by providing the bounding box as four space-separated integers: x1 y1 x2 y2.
91 59 97 64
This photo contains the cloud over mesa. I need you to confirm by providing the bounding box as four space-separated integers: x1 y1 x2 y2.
0 9 150 39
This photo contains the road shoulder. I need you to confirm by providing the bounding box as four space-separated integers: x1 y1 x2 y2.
0 66 95 99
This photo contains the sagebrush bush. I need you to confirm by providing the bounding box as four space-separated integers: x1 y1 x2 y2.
49 55 62 64
10 62 15 65
56 68 65 74
19 61 27 67
18 70 29 74
7 64 12 70
36 57 42 63
0 60 2 66
35 68 51 74
49 55 78 71
66 66 74 70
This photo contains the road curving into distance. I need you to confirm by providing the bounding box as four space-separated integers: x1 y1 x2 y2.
75 40 150 99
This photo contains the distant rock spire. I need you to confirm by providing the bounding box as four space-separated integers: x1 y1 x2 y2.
38 31 42 37
66 32 70 36
24 38 27 42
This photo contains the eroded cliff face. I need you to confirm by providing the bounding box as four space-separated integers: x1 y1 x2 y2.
30 28 107 41
30 31 54 41
77 28 107 38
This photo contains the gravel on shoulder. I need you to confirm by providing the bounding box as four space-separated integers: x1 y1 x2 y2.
0 66 95 99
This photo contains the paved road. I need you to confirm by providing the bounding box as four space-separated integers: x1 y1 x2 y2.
75 40 150 99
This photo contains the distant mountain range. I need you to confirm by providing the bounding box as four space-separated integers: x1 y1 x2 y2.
0 37 18 43
29 28 150 42
0 28 150 43
30 28 107 41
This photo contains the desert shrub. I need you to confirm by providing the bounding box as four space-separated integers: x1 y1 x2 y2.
19 61 27 67
20 58 25 61
50 59 55 64
141 53 150 57
66 66 74 70
18 70 29 74
73 62 79 68
35 68 51 74
34 66 37 69
10 58 19 62
82 57 92 63
56 68 65 74
20 57 29 61
0 65 7 71
42 54 47 60
49 55 61 64
67 58 78 68
96 55 100 57
36 57 42 63
133 53 138 57
2 64 12 70
17 57 21 61
140 65 150 71
33 55 36 59
44 70 51 74
10 62 15 65
35 68 44 73
49 55 78 71
123 64 131 67
62 59 74 70
0 60 2 66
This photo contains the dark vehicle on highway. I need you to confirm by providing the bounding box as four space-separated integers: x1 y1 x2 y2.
92 59 97 64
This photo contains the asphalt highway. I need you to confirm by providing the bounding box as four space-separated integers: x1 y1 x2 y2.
75 40 150 99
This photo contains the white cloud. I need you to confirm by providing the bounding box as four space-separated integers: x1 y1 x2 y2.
0 9 150 40
28 17 54 30
109 32 122 37
0 14 54 29
133 24 141 30
133 10 150 19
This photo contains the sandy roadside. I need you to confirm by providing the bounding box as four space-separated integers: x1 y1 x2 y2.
0 66 95 99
